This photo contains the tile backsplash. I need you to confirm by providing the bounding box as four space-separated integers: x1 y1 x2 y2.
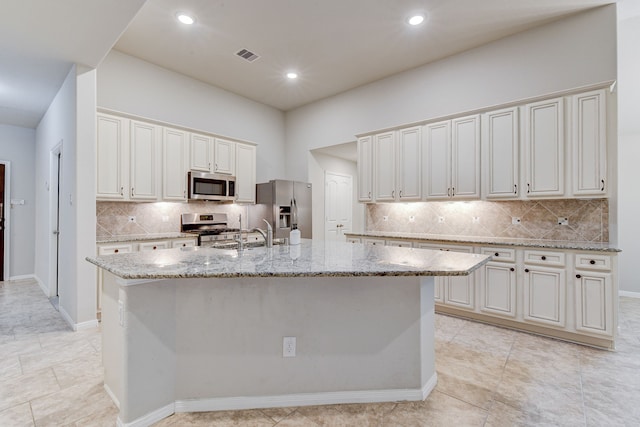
96 201 247 238
367 199 608 242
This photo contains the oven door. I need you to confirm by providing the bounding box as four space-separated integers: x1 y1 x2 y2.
188 171 234 201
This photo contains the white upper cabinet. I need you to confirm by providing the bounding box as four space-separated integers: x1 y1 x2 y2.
357 135 373 202
129 120 160 201
570 89 607 197
424 120 451 200
523 97 565 198
190 133 213 172
214 138 236 175
162 127 189 201
97 113 129 200
482 107 519 199
424 115 480 200
397 126 422 201
235 142 256 203
373 131 396 201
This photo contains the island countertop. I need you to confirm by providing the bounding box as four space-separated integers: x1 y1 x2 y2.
86 239 490 281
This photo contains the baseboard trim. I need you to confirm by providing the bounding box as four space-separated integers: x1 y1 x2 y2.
620 290 640 299
111 374 437 427
75 319 99 331
176 375 437 413
104 384 120 409
116 403 175 427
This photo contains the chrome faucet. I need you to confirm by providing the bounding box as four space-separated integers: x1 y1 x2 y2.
235 214 244 251
251 219 273 248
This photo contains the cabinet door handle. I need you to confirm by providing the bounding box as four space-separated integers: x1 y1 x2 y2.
527 183 531 194
184 190 187 198
576 274 582 279
452 187 455 197
447 188 451 197
514 184 517 195
392 190 395 198
215 163 218 171
368 191 371 199
120 186 124 196
601 179 605 191
494 252 499 257
131 187 134 197
152 246 157 250
399 190 402 198
524 268 530 273
541 255 546 261
510 267 515 272
114 249 119 254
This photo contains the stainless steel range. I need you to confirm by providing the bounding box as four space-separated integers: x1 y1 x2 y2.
180 213 240 247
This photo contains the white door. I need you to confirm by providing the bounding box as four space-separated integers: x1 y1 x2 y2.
451 114 480 199
214 138 235 175
162 127 189 201
357 136 373 202
480 262 517 318
235 143 256 203
574 271 613 336
373 132 396 201
190 133 212 172
325 171 353 242
482 107 519 199
96 114 128 200
397 126 422 201
130 120 159 201
523 265 566 327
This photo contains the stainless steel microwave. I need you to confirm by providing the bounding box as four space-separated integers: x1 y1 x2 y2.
188 171 236 201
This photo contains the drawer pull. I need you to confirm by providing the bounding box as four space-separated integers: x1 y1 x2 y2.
525 268 530 273
589 260 596 265
153 246 157 250
510 267 515 272
541 255 547 261
494 252 499 257
114 249 119 254
576 274 582 279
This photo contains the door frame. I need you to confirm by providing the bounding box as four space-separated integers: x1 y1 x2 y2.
48 141 62 297
0 160 10 281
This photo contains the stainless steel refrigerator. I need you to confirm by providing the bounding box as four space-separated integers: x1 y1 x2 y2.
249 180 312 239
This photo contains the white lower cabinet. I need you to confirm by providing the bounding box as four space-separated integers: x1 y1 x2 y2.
417 243 475 311
344 233 618 347
479 247 517 318
523 264 566 328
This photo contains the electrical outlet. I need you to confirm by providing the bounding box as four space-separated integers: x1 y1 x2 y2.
558 217 569 226
128 216 136 223
409 215 415 222
382 215 388 222
438 216 445 223
283 336 296 358
472 216 480 224
512 217 521 225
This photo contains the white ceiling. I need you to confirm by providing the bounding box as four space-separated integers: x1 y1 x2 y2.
0 0 623 130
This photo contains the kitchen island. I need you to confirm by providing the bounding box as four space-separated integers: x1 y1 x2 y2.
87 239 489 427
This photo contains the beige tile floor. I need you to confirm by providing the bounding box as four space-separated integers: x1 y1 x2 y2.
1 278 639 426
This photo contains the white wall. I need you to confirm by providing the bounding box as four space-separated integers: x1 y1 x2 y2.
97 51 286 183
285 5 617 182
0 124 36 278
309 151 364 240
35 65 97 328
617 7 640 294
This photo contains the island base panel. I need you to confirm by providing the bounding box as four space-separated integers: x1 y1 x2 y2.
102 273 436 426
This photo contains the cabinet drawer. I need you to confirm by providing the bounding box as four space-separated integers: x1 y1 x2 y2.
523 250 565 267
416 243 473 253
171 239 196 248
98 244 133 255
139 241 170 251
481 247 516 262
346 237 361 244
575 253 612 271
386 240 413 248
363 238 385 246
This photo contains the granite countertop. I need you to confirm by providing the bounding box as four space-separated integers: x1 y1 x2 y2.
96 233 194 244
86 239 490 280
344 232 621 252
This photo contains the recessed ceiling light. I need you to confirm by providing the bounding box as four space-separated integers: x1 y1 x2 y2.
286 72 298 80
408 15 425 26
177 13 195 25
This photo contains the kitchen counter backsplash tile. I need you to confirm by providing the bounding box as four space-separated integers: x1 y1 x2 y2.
96 201 246 239
367 199 608 242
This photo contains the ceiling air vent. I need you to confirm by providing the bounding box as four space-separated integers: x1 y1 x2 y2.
236 48 260 62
